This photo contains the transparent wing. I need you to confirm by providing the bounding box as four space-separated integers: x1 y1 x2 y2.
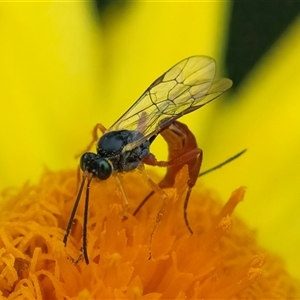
107 56 232 147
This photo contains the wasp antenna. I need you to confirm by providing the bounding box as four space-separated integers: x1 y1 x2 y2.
63 173 87 246
82 174 93 265
199 149 247 177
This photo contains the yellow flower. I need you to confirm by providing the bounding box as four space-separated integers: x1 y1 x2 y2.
200 13 300 280
0 1 300 298
1 167 299 299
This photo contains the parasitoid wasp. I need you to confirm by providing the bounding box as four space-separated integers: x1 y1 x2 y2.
63 55 233 264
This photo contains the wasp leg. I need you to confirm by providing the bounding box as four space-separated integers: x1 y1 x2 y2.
143 148 202 236
181 149 202 234
134 146 202 217
136 164 167 260
75 123 107 159
114 174 129 218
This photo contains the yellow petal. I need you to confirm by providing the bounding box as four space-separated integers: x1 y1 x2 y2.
200 16 300 279
0 2 103 188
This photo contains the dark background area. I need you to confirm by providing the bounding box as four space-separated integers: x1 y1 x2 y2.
94 0 300 90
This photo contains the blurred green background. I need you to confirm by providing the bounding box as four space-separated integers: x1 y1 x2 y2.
0 1 300 281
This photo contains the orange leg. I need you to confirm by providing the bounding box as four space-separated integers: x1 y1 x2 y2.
75 123 107 159
143 147 202 234
143 148 202 169
135 120 202 239
141 148 202 259
132 164 167 260
74 123 107 187
114 174 129 217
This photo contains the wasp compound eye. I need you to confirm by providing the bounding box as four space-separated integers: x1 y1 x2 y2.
80 152 97 172
80 152 112 180
97 159 112 180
